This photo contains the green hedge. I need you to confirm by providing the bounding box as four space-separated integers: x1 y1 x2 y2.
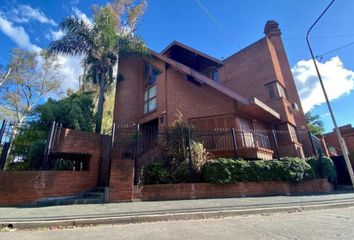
306 156 336 183
144 156 337 185
202 157 329 184
143 161 190 184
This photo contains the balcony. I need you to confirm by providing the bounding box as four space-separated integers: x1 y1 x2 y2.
195 130 274 160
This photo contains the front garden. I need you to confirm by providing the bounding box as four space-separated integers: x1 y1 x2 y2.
143 156 336 185
141 117 337 186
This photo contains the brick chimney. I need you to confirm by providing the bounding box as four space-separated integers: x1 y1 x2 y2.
264 20 281 37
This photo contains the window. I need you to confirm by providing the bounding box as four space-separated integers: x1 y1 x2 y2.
210 70 219 82
278 83 287 98
266 84 276 99
288 124 298 142
266 81 287 99
144 64 160 114
238 118 255 147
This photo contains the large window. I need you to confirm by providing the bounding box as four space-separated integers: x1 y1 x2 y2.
265 81 287 99
210 70 219 82
144 64 160 114
238 118 255 147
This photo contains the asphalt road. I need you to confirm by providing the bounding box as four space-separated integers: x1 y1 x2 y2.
2 207 354 240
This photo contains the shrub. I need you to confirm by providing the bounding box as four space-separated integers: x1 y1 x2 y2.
9 124 47 170
201 157 315 184
143 161 173 184
6 161 31 171
191 141 211 173
161 115 190 172
276 157 314 182
149 113 211 184
201 159 232 184
307 156 336 183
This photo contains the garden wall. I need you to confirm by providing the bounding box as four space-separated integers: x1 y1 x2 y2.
0 128 103 206
137 179 333 201
0 171 96 206
109 159 135 202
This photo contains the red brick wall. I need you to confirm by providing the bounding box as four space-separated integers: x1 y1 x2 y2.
267 35 308 131
0 128 103 206
0 171 96 206
113 57 144 125
109 159 135 202
53 128 102 173
324 126 354 156
220 38 276 103
138 179 332 201
219 35 310 157
165 67 237 125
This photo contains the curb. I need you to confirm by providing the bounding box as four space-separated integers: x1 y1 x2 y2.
1 201 354 229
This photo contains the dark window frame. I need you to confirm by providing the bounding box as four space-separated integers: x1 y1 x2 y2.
144 64 160 114
265 81 287 100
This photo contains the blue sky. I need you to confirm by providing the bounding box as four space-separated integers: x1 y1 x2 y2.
0 0 354 132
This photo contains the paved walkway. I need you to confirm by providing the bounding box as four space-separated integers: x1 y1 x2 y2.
1 192 354 224
2 207 354 239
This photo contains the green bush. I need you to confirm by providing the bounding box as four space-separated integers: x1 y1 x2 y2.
144 156 337 185
276 157 314 182
307 156 336 183
201 157 315 184
6 161 31 170
9 124 47 170
143 161 193 184
201 159 232 184
143 161 173 184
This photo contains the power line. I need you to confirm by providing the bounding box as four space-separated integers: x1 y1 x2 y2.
195 0 228 36
315 40 354 59
195 0 241 51
284 33 354 40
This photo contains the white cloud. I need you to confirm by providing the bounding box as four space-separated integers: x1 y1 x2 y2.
72 7 92 25
56 55 83 91
49 29 65 40
0 14 41 52
11 5 57 26
292 56 354 112
320 112 330 118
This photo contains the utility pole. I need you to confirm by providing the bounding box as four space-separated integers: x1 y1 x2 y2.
306 0 354 188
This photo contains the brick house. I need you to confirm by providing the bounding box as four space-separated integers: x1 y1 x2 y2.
0 21 333 206
114 20 311 160
324 124 354 157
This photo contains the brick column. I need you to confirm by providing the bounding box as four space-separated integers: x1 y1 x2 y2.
109 158 135 202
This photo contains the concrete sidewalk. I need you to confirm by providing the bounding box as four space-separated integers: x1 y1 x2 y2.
1 192 354 229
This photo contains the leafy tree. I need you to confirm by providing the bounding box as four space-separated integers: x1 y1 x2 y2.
35 91 96 132
0 49 61 123
0 64 11 88
305 111 325 135
48 1 147 134
9 123 47 170
8 91 96 170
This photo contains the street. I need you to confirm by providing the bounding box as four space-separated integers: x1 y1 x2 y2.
1 206 354 240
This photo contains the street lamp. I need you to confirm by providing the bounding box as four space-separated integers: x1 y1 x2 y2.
306 0 354 188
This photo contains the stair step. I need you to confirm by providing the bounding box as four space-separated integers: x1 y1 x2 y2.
93 187 107 193
36 187 108 207
38 197 103 207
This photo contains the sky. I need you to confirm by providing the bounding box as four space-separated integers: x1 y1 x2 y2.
0 0 354 132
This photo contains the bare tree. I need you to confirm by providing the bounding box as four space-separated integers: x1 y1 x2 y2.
0 48 62 123
0 66 11 88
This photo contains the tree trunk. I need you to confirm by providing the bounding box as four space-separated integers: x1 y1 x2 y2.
95 73 106 133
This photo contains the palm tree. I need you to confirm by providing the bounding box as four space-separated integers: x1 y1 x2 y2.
306 111 325 135
48 6 147 133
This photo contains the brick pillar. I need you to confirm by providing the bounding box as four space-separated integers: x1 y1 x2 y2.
316 135 330 157
109 158 135 202
276 123 305 158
